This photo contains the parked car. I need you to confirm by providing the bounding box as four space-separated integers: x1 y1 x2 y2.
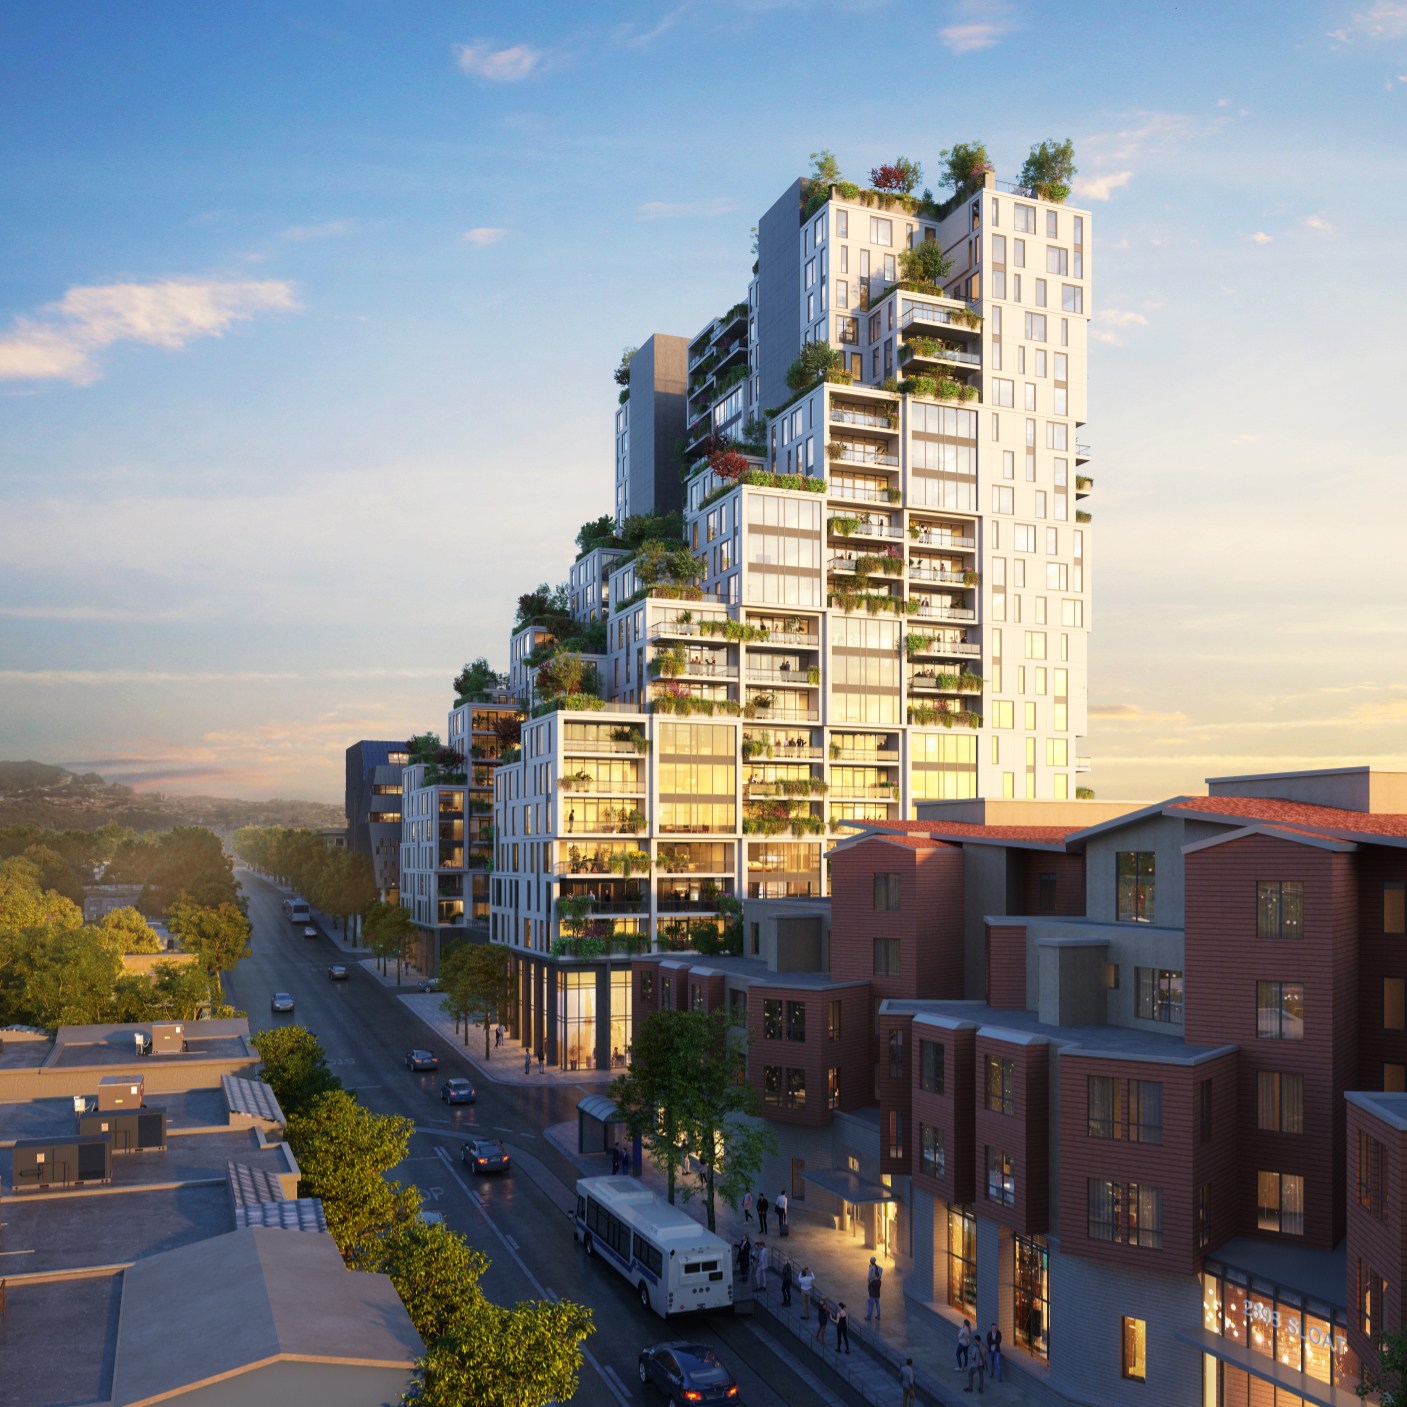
270 992 295 1014
405 1049 439 1072
327 964 349 981
637 1343 738 1403
461 1137 510 1174
418 977 441 993
302 925 318 939
440 1077 476 1105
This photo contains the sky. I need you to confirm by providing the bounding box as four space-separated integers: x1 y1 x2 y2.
1 1 1405 807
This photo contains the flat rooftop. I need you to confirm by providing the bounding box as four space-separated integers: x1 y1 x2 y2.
0 1087 228 1141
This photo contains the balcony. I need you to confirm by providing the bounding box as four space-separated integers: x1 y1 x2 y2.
907 636 981 659
914 604 977 623
1077 755 1092 773
745 781 824 799
831 519 904 542
564 737 649 756
828 480 898 506
830 407 897 432
900 340 982 371
908 564 967 585
909 527 976 550
831 748 900 762
746 666 817 686
899 301 982 340
1076 442 1091 464
748 628 819 648
828 783 897 799
830 445 900 468
750 706 820 723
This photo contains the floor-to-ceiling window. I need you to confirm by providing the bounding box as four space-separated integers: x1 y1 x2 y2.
947 1203 977 1318
1014 1234 1049 1360
610 969 632 1068
558 970 597 1070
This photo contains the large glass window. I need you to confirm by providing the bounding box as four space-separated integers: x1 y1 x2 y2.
762 999 783 1039
1117 851 1156 923
985 1055 1015 1114
1257 880 1304 939
1135 967 1183 1024
610 969 632 1069
1257 1171 1305 1235
557 970 598 1071
920 1123 945 1179
1257 1072 1304 1133
920 1039 944 1093
986 1146 1015 1204
947 1204 977 1317
1257 981 1305 1040
1013 1235 1049 1359
786 1000 807 1042
873 938 900 976
1087 1074 1121 1139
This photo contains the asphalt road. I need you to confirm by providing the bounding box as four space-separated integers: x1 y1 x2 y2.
230 868 840 1407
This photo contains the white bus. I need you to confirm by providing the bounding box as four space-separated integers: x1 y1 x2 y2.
285 898 310 923
574 1176 733 1318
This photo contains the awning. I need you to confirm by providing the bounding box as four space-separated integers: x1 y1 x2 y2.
1173 1327 1359 1407
801 1168 896 1204
577 1095 622 1123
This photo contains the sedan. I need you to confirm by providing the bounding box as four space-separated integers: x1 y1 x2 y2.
327 964 349 981
270 992 295 1014
302 925 318 939
461 1138 510 1174
638 1344 738 1404
441 1077 476 1104
405 1049 439 1072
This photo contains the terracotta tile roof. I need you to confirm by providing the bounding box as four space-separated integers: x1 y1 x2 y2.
1169 796 1407 839
844 819 1078 844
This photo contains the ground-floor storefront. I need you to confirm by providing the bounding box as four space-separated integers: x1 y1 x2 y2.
509 954 634 1073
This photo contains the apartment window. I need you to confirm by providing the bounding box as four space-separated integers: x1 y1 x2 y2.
1136 968 1183 1024
1197 1181 1212 1249
992 377 1015 407
1046 246 1069 275
1014 203 1035 232
873 872 901 910
1388 1063 1406 1091
786 1000 806 1042
1388 978 1406 1030
828 999 842 1041
1088 1075 1122 1139
948 1204 978 1316
986 1146 1015 1205
1257 880 1304 939
1358 1260 1389 1339
921 1123 945 1179
1257 1071 1305 1133
1258 982 1306 1040
762 998 783 1040
1013 1236 1049 1359
640 971 654 1004
888 1109 905 1158
661 975 672 1007
870 216 893 246
1023 311 1047 341
1034 278 1047 307
836 210 848 238
1358 1129 1389 1220
1117 851 1156 923
784 1068 806 1108
920 1039 944 1093
1128 1080 1164 1144
985 1055 1015 1115
1062 284 1084 313
883 254 895 282
836 313 857 341
1257 1171 1305 1235
763 1065 782 1105
1122 1317 1147 1382
827 1066 841 1109
1088 1179 1121 1242
1385 881 1406 934
873 938 900 977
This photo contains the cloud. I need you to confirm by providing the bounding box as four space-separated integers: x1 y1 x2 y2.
278 218 357 242
453 40 543 80
0 667 448 687
463 227 508 248
1303 214 1333 232
1231 434 1262 444
1090 703 1189 725
1328 2 1407 43
1073 170 1132 201
0 278 299 385
636 197 737 221
1249 230 1274 245
938 0 1016 52
1090 308 1148 346
613 2 694 48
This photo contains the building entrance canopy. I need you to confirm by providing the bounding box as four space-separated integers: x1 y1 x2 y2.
801 1168 895 1204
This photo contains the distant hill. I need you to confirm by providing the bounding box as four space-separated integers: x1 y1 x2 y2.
0 761 344 835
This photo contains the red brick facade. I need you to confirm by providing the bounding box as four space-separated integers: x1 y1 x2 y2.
911 1020 977 1204
972 1033 1049 1235
984 923 1027 1009
1344 1099 1407 1368
1021 849 1086 917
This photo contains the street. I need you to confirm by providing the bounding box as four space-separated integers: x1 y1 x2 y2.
230 869 840 1407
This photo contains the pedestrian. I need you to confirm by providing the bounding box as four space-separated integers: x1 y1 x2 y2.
798 1265 815 1319
736 1235 751 1280
814 1295 829 1346
781 1259 793 1307
834 1300 850 1354
524 1048 531 1075
756 1191 769 1235
743 1190 753 1223
753 1240 769 1294
776 1188 789 1235
957 1318 972 1370
611 1144 621 1175
538 1047 545 1074
865 1255 883 1322
965 1335 988 1394
987 1323 1004 1382
901 1357 916 1407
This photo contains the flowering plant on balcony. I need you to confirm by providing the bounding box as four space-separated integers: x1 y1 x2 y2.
708 447 751 482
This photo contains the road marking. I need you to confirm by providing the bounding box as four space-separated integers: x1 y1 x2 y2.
504 1234 519 1251
0 1248 36 1257
433 1145 628 1407
602 1362 633 1399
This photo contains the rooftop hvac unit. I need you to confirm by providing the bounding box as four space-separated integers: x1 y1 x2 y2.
134 1031 152 1056
78 1109 167 1153
97 1075 144 1111
72 1094 92 1115
11 1134 113 1190
151 1022 187 1054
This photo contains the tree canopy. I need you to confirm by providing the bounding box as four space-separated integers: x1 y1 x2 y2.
440 940 514 1057
898 240 953 289
938 141 992 191
454 657 506 702
250 1024 343 1117
1020 138 1076 203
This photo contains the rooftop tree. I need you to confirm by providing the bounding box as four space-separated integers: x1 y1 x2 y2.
939 141 993 191
1020 138 1076 203
870 157 922 194
613 346 636 386
785 339 843 392
898 240 954 290
454 657 505 702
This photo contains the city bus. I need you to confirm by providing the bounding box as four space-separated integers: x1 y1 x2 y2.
574 1176 733 1318
284 898 310 924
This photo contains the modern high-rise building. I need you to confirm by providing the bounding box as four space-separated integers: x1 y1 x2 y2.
491 161 1095 1069
344 740 410 902
613 332 690 524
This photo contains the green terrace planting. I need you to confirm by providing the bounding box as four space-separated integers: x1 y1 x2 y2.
898 374 979 403
700 618 771 642
908 704 982 727
828 589 921 615
610 725 651 754
911 669 985 691
698 470 825 510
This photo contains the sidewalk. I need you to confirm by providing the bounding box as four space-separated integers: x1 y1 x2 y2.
541 1119 1060 1407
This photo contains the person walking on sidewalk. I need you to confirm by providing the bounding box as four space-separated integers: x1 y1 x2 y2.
834 1301 850 1354
494 1024 503 1048
742 1190 753 1224
965 1335 988 1394
753 1240 770 1295
957 1318 972 1370
798 1265 815 1319
780 1258 792 1307
537 1047 545 1074
776 1188 788 1235
756 1192 769 1235
736 1235 751 1281
524 1049 531 1075
610 1144 621 1175
865 1256 883 1321
987 1323 1003 1382
814 1295 830 1347
900 1357 917 1407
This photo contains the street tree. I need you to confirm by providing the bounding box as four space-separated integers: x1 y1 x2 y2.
165 897 251 978
95 905 163 953
441 940 514 1057
365 900 417 982
609 1007 693 1206
250 1024 343 1117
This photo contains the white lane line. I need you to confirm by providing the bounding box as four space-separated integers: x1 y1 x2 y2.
505 1234 519 1251
433 1145 628 1407
603 1363 633 1399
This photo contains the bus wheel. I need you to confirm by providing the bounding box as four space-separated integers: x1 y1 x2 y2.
583 1235 594 1257
638 1280 650 1310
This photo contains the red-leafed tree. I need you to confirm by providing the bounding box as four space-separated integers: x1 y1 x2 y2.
870 157 922 194
708 448 750 482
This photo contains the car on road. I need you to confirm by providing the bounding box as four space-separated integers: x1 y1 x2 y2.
461 1138 510 1174
270 992 295 1014
302 925 318 939
327 964 349 981
404 1049 439 1072
637 1343 739 1404
419 1209 446 1227
418 977 441 993
440 1077 476 1104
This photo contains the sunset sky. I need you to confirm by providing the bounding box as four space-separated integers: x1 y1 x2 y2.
2 2 1405 805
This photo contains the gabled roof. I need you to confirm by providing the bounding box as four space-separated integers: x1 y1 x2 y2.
832 819 1078 851
1168 795 1407 841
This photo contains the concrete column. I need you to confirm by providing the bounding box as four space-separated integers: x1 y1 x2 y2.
595 966 612 1073
544 961 559 1067
976 1216 1004 1345
907 1187 938 1301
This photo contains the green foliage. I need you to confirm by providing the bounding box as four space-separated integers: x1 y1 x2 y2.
364 900 418 980
1020 138 1076 203
699 618 770 642
535 651 600 701
105 825 240 914
250 1023 344 1117
785 340 842 393
939 142 992 191
165 897 251 977
514 582 572 635
96 905 163 953
898 241 953 288
809 149 841 185
613 346 636 386
870 157 922 194
454 658 506 702
439 940 514 1057
574 514 618 557
898 373 977 403
633 538 704 588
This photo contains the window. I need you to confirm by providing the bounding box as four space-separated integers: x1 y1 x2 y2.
828 999 842 1040
763 1065 782 1105
827 1065 841 1108
1388 1063 1406 1091
762 998 783 1040
785 1068 807 1108
1122 1317 1146 1381
869 216 893 246
1014 1236 1049 1359
1389 979 1407 1030
873 872 901 910
1257 881 1304 939
1014 204 1035 233
1023 311 1047 341
1358 1130 1388 1220
986 1146 1015 1204
729 988 748 1023
873 938 900 976
1062 284 1084 313
888 1109 904 1158
1135 968 1183 1024
948 1205 977 1316
1116 851 1156 923
888 1027 905 1077
1359 1260 1389 1339
786 1000 806 1042
992 377 1014 407
985 1055 1015 1114
1087 1075 1123 1141
641 971 654 1003
1257 981 1305 1040
1258 1072 1304 1133
1128 1080 1163 1144
1257 1171 1305 1235
1197 1182 1212 1249
921 1123 945 1178
836 210 848 238
836 313 857 341
1034 278 1047 307
920 1039 945 1093
1386 881 1406 935
1038 872 1057 911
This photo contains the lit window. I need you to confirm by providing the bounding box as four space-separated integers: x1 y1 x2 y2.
1122 1317 1146 1381
1257 880 1304 939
